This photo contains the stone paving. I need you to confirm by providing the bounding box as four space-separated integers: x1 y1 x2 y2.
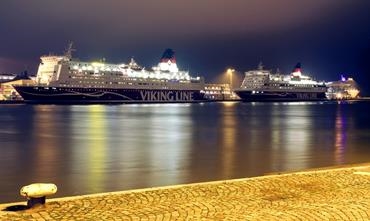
1 164 369 220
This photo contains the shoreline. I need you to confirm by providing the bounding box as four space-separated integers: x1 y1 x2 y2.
1 162 369 206
1 163 369 220
1 162 368 205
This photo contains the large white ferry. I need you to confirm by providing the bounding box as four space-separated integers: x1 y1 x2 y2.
234 63 327 101
13 44 206 104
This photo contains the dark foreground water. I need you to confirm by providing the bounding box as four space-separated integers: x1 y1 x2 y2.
1 101 370 203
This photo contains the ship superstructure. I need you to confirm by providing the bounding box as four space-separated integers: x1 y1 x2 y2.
234 63 327 101
326 76 360 100
14 44 206 103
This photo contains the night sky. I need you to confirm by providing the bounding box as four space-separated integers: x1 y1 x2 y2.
1 0 370 95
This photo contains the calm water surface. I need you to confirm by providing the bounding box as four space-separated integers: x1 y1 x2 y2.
1 101 370 203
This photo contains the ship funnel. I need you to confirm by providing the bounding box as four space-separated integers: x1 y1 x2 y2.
160 48 176 63
291 62 302 77
293 62 302 72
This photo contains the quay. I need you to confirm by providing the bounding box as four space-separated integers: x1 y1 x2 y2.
0 100 24 104
1 164 369 220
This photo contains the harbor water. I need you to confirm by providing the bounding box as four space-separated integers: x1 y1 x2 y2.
0 101 370 203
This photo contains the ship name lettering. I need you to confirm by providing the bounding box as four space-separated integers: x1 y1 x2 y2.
140 91 194 101
297 93 316 99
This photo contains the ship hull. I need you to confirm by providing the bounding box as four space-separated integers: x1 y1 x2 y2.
13 86 206 104
235 90 327 102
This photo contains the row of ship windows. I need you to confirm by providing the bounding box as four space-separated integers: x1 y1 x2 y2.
272 84 323 88
245 82 264 85
42 87 125 91
204 87 229 90
68 76 181 83
244 81 264 85
59 85 176 90
69 71 122 76
64 81 171 86
246 83 322 88
205 91 231 95
246 80 266 83
245 87 322 90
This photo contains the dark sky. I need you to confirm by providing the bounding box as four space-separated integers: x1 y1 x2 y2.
1 0 370 94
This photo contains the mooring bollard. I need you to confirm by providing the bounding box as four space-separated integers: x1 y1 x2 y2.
20 183 57 208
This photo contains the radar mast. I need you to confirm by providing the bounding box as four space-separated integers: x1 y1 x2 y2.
64 42 76 59
257 61 264 70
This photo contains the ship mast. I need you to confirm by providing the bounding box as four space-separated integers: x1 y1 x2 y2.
258 61 264 70
64 42 76 59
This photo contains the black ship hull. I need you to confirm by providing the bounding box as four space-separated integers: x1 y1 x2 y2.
13 86 206 104
235 90 327 102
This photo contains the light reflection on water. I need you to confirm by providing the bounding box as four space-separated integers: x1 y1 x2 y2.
335 105 346 164
0 101 370 203
220 102 237 178
280 104 311 170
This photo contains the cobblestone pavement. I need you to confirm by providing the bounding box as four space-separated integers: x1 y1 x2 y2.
1 164 369 220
